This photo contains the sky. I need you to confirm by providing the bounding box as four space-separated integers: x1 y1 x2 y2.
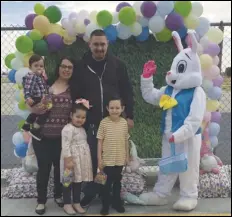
1 1 231 73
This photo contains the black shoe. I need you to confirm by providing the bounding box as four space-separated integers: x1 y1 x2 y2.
100 207 109 216
22 123 31 132
112 204 125 213
54 197 64 208
35 204 46 215
29 127 42 141
80 195 96 208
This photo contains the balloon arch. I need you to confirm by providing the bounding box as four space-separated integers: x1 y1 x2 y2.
5 1 224 163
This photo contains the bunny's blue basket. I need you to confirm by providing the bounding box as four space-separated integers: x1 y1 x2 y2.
159 143 188 174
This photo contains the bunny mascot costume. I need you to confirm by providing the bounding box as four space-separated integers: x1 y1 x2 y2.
139 31 206 211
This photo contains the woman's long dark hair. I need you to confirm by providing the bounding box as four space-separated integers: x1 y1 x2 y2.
48 56 76 86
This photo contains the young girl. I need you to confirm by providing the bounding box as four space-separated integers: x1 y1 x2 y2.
22 54 50 141
61 99 93 215
97 96 130 216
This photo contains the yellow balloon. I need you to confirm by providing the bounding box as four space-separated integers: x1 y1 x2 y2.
206 27 224 44
33 15 50 35
23 53 34 67
63 39 75 45
63 31 76 41
206 100 220 112
34 3 45 15
89 11 98 23
200 54 213 71
184 14 199 29
44 23 64 36
75 23 86 34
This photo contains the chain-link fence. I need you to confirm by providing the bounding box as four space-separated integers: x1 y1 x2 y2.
1 22 231 169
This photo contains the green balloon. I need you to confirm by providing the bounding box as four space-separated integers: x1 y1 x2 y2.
97 10 113 28
118 7 136 26
15 36 33 54
18 100 27 111
174 1 192 17
34 3 45 15
156 27 172 42
43 6 62 23
29 29 43 40
5 53 15 69
33 40 49 56
18 120 26 130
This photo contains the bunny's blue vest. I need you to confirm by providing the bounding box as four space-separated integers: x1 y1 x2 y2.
161 85 201 135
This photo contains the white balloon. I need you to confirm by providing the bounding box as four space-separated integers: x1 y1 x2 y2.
195 17 210 37
200 36 210 49
14 103 31 119
117 23 132 40
112 12 119 24
70 18 78 27
66 24 77 37
85 23 102 38
14 51 24 61
12 132 24 145
202 79 213 92
137 16 149 27
15 67 30 84
148 15 165 33
61 18 69 29
133 1 143 16
213 56 220 66
157 1 174 17
83 35 90 43
11 58 24 70
191 2 203 17
69 12 78 21
77 10 89 21
130 22 142 36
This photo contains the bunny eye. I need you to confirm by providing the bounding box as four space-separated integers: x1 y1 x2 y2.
177 60 187 73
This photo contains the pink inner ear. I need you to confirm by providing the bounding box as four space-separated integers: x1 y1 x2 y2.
187 35 192 48
173 36 181 52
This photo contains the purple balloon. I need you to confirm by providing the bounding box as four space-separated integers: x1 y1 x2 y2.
211 112 221 123
84 19 90 26
116 2 132 12
46 34 63 51
213 75 224 87
140 1 157 18
204 42 220 57
165 12 184 31
25 14 37 30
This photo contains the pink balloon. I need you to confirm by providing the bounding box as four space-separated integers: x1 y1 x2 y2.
22 131 31 144
203 112 212 123
213 75 224 87
203 65 220 80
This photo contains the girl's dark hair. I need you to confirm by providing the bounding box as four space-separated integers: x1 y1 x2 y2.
29 54 44 67
107 95 124 107
71 103 88 114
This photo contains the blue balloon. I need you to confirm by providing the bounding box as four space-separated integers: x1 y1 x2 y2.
177 26 187 39
104 25 118 42
15 143 28 158
209 122 220 137
210 136 218 148
136 27 150 42
15 90 20 102
207 86 222 100
8 69 17 83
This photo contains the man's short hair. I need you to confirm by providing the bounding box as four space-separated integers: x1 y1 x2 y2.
90 29 106 38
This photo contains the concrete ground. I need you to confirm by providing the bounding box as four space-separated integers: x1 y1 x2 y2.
1 186 231 216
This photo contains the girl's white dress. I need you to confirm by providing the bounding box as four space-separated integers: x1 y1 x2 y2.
60 123 93 183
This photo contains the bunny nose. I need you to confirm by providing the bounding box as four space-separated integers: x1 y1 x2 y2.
167 72 171 76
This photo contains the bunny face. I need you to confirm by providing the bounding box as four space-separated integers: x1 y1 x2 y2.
165 31 203 90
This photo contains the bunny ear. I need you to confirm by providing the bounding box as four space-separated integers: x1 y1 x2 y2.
172 31 183 52
187 30 198 53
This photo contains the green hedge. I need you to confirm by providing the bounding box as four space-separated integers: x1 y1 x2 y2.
44 35 177 158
